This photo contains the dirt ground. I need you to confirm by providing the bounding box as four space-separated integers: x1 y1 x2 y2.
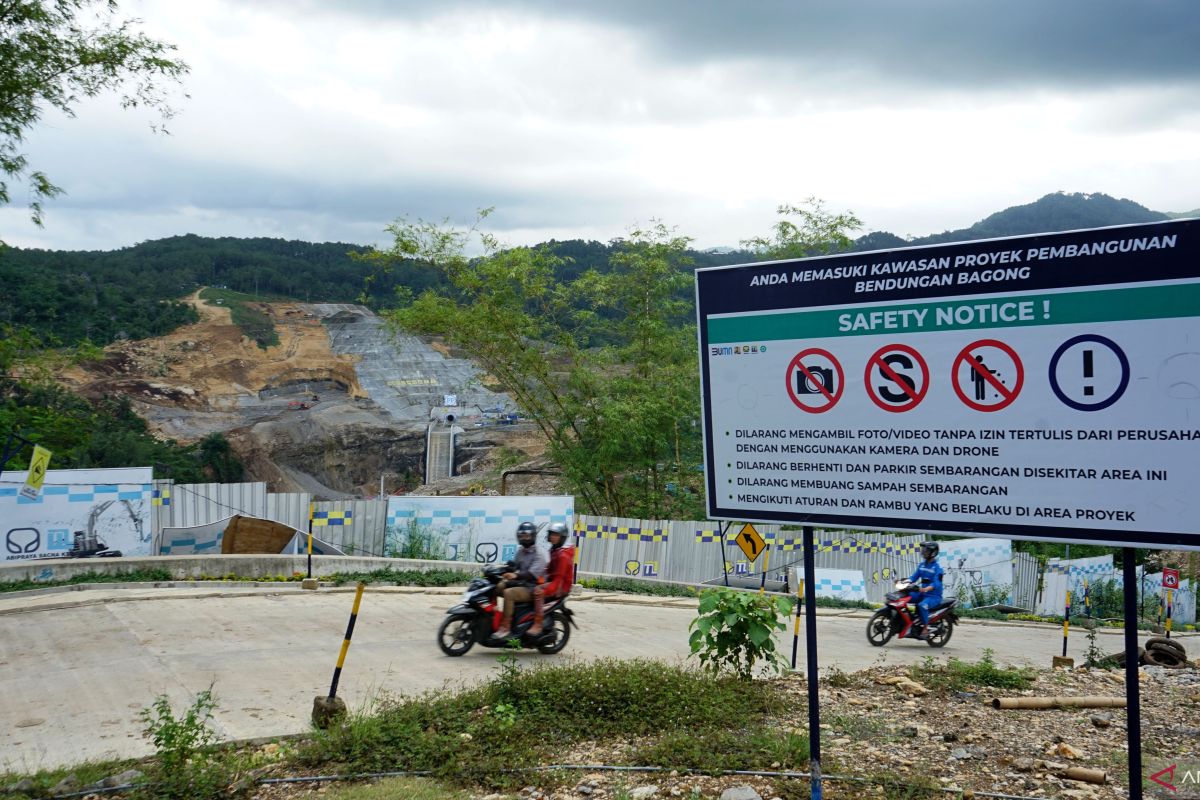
61 291 364 436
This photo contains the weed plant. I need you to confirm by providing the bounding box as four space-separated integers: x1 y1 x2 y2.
325 568 468 587
908 649 1034 692
137 689 239 800
632 727 809 772
0 568 173 593
301 659 778 788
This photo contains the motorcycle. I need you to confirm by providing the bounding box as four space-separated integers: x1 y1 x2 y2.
437 564 575 656
866 579 958 648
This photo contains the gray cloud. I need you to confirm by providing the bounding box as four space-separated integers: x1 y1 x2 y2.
287 0 1200 88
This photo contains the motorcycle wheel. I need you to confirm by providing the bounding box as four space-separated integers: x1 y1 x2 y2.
536 611 572 654
866 609 894 647
437 613 477 657
926 619 953 648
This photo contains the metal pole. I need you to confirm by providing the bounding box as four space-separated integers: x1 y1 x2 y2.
802 525 822 800
759 544 771 594
1122 548 1143 800
307 502 314 580
1062 588 1071 658
790 578 803 670
328 582 366 698
1061 543 1071 658
1165 589 1173 639
719 521 731 587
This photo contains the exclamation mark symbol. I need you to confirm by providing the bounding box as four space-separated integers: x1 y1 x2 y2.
1082 349 1094 396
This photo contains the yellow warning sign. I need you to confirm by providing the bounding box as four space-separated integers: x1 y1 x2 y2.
19 445 52 500
735 523 766 563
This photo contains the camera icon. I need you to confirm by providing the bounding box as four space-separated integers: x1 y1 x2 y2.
795 365 835 395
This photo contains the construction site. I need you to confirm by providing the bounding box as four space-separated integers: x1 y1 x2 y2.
59 291 544 498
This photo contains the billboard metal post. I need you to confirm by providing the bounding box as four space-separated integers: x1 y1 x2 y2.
802 525 822 800
1122 548 1143 800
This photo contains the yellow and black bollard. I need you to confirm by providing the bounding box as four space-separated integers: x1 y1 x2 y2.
312 581 365 728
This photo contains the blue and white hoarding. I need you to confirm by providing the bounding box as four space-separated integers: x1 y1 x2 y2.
0 467 154 560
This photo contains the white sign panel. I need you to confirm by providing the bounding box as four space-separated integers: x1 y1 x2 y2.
696 220 1200 551
385 495 574 563
0 467 154 561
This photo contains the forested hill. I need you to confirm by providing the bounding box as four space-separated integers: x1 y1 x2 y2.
0 234 750 347
1 192 1182 347
0 235 437 345
852 192 1172 252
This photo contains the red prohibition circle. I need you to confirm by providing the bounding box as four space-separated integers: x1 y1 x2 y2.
785 347 844 413
864 343 930 413
952 338 1024 412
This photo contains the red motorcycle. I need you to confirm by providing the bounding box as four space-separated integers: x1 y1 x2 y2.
436 564 574 656
866 579 958 648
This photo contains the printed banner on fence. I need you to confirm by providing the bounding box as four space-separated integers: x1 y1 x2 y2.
1 467 153 561
385 495 573 563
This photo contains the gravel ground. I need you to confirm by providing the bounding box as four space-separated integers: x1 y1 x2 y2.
239 659 1200 800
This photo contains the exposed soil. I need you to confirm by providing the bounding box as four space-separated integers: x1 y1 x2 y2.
57 291 541 496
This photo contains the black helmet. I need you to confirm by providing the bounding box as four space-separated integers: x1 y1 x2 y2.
516 521 537 547
920 541 939 560
546 522 569 548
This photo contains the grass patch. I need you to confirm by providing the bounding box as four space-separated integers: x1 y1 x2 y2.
908 649 1034 693
323 777 472 800
577 576 699 597
0 568 173 594
632 727 808 772
0 759 137 799
300 658 780 788
200 287 280 348
324 569 469 587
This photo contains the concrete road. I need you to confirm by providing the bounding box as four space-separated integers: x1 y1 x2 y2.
0 585 1178 772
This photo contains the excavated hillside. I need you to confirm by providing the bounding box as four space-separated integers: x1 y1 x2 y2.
60 291 537 496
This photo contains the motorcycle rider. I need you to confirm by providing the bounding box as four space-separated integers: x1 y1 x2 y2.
542 522 575 600
492 522 547 640
908 541 944 639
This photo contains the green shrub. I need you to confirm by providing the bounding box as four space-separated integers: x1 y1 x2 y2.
301 659 777 787
0 568 173 594
689 587 791 680
577 576 698 597
137 688 238 800
908 648 1034 692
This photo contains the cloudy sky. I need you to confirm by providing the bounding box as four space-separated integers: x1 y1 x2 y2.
5 0 1200 252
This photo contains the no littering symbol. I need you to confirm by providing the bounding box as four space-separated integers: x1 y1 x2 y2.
952 339 1023 412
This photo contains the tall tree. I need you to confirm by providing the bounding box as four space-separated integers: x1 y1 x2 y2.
369 214 704 518
741 197 863 260
0 0 188 225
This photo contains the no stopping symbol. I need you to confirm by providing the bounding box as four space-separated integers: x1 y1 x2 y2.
865 343 929 412
952 339 1023 412
786 348 844 413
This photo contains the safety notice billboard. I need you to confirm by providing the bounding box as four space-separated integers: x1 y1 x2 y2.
696 219 1200 551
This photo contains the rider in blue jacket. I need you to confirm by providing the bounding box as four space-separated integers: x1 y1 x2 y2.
908 541 944 639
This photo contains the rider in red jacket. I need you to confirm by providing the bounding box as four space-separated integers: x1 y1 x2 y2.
542 522 575 601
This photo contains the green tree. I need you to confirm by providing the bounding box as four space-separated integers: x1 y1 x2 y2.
741 197 863 260
0 0 188 225
370 213 703 518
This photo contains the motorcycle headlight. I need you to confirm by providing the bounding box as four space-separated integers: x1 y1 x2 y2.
460 589 473 601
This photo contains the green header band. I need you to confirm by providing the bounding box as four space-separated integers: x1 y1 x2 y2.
706 282 1200 344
